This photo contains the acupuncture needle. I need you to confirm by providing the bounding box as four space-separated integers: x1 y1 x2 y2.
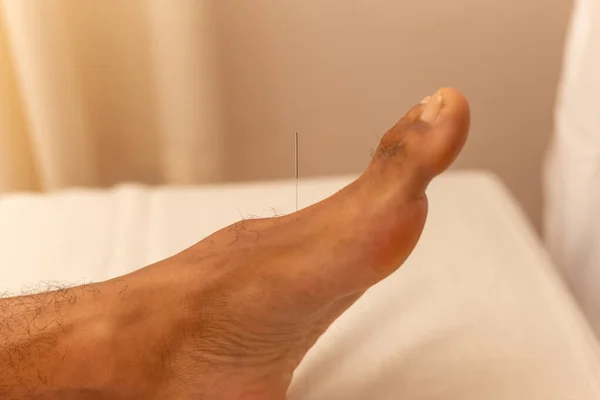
295 132 299 212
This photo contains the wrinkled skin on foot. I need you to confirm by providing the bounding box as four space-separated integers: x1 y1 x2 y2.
52 89 470 400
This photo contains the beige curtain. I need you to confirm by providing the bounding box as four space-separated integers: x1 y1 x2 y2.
0 0 224 192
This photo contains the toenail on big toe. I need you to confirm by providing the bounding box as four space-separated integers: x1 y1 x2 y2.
420 91 444 123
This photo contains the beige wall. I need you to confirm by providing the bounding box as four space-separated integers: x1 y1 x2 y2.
214 0 573 229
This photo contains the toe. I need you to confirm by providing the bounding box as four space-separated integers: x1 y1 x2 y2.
417 87 470 175
369 87 470 194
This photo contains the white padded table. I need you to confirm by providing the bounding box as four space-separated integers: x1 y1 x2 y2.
1 171 599 399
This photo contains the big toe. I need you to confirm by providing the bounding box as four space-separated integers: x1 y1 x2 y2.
368 87 470 195
415 87 470 174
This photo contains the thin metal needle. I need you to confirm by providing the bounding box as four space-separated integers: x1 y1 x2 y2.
295 132 299 211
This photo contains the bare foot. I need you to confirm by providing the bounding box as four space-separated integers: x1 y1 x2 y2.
8 89 469 399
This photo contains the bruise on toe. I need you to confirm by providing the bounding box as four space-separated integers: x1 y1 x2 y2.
374 117 430 161
374 119 409 160
376 138 407 160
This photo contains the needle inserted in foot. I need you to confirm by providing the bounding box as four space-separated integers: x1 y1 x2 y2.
295 132 299 212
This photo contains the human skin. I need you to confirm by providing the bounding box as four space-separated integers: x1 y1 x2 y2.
0 88 470 400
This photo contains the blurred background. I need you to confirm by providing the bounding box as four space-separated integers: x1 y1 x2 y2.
0 0 574 231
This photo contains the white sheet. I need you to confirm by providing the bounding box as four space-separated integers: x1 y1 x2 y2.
545 0 600 337
1 172 599 399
